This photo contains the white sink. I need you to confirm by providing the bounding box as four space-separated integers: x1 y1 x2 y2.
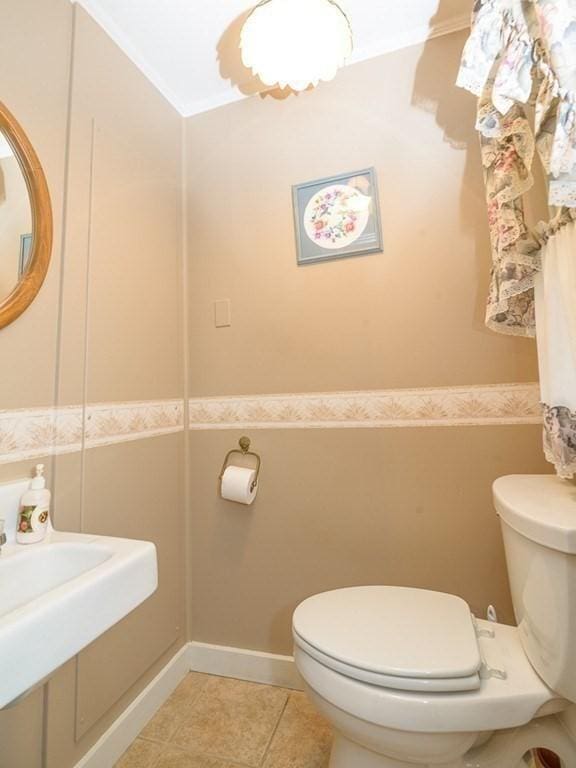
0 480 158 709
0 541 114 616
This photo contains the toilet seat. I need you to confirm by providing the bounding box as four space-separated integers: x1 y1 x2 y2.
293 586 483 693
293 630 482 692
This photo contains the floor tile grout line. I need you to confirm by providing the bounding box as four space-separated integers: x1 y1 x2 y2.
258 690 292 767
170 677 290 768
143 673 211 749
150 739 252 768
160 675 259 767
139 734 173 748
152 737 257 768
118 736 264 768
147 740 167 768
167 675 212 747
163 740 260 768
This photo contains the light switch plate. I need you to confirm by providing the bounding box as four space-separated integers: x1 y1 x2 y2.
214 299 231 328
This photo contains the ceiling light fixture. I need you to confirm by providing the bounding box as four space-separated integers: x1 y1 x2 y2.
240 0 353 93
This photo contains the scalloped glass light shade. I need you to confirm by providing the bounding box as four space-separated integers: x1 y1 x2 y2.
240 0 353 92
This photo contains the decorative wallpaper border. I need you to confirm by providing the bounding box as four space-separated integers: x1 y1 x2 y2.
0 384 542 465
0 400 183 465
188 383 542 430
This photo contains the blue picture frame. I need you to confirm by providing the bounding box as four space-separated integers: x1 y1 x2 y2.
292 167 383 266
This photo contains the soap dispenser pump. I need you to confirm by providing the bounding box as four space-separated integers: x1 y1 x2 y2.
16 464 51 544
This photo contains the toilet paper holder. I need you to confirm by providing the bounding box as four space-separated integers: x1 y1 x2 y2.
219 437 261 493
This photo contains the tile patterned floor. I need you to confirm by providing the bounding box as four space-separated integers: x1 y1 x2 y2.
114 674 332 768
114 674 543 768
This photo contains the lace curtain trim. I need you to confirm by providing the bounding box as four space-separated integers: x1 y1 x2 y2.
543 404 576 479
457 0 576 337
458 1 576 187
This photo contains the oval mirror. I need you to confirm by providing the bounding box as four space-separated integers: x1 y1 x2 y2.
0 101 52 329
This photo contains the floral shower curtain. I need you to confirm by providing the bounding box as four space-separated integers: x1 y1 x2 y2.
457 0 576 478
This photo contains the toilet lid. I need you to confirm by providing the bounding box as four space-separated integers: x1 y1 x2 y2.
293 587 482 690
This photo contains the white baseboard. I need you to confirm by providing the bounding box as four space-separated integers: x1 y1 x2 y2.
188 641 303 690
73 641 302 768
74 644 190 768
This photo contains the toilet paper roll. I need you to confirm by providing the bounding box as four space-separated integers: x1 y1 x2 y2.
221 465 258 505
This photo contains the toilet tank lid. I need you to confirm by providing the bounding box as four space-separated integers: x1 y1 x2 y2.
494 475 576 554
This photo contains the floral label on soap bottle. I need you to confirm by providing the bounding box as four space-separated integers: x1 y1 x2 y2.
18 505 48 534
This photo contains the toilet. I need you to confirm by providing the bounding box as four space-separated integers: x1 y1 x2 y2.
292 475 576 767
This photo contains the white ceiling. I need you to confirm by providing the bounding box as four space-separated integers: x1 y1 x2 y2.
71 0 471 117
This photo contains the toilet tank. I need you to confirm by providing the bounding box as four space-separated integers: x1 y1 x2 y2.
494 475 576 703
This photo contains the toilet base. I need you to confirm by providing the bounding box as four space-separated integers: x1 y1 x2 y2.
329 733 418 768
327 715 576 768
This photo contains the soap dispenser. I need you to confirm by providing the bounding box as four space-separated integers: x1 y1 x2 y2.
16 464 51 544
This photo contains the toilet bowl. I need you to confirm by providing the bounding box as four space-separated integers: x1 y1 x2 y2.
292 476 576 767
293 587 568 767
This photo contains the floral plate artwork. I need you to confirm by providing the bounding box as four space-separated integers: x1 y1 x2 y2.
303 184 370 250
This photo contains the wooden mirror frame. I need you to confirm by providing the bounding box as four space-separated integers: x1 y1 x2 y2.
0 100 52 329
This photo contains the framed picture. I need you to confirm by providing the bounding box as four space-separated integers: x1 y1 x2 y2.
18 233 32 277
292 167 382 266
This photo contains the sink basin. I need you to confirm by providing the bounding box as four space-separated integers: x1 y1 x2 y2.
0 541 114 617
0 480 158 709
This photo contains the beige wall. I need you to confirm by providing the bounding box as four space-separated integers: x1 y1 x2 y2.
0 3 185 767
0 0 71 412
185 32 549 654
189 426 549 655
185 32 538 398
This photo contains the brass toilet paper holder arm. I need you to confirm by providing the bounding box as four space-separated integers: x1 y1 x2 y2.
219 437 261 492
